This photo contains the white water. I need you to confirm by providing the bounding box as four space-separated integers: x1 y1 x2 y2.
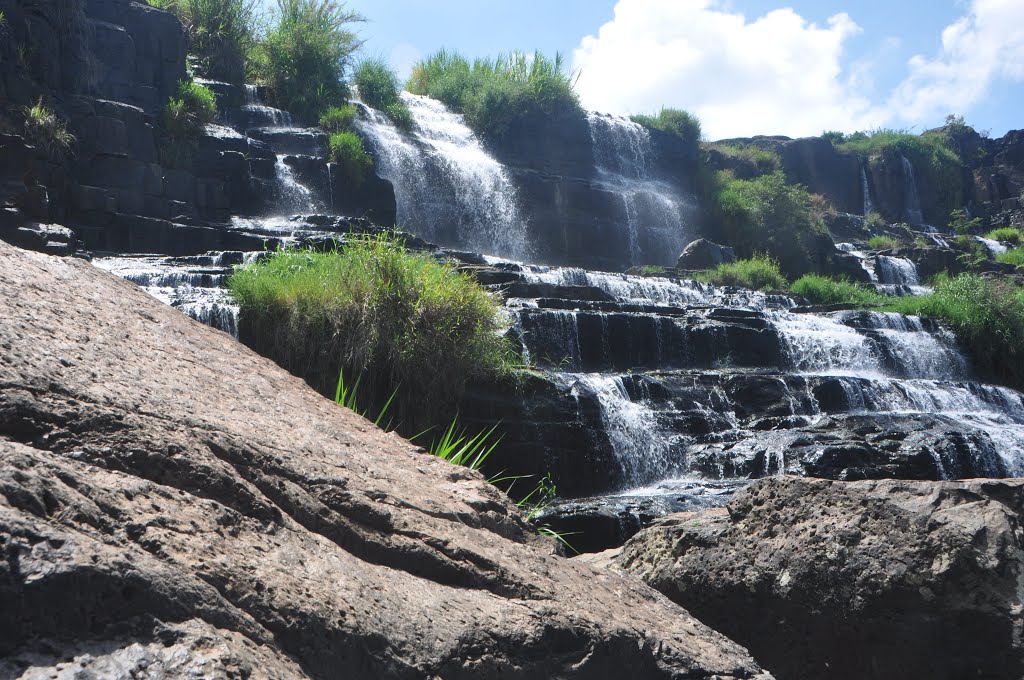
274 155 320 214
355 92 530 260
587 113 691 267
901 155 925 227
861 165 876 216
977 237 1008 256
571 374 673 485
836 242 879 283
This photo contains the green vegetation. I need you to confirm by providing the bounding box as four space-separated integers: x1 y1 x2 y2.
328 131 373 186
319 103 357 132
253 0 363 123
784 273 1024 391
423 419 501 471
985 227 1023 245
150 0 257 83
159 79 217 166
354 57 413 128
406 49 582 139
638 265 667 275
710 170 826 276
790 275 884 306
229 234 513 429
996 248 1024 267
948 208 982 235
707 142 781 175
632 108 701 153
832 128 964 224
886 275 1024 390
865 212 886 230
22 99 74 157
867 235 902 251
695 254 787 290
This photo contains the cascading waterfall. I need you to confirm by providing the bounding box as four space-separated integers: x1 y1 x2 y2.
977 237 1008 256
861 165 876 216
836 243 879 283
586 113 691 267
274 155 319 214
901 155 925 227
354 92 530 260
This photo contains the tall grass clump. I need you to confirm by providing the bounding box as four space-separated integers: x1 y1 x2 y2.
159 79 217 166
867 235 902 251
406 49 582 139
996 248 1024 267
883 274 1024 390
253 0 363 123
22 99 74 157
632 108 701 153
354 57 412 128
710 170 827 276
319 103 357 132
327 131 372 186
985 227 1023 245
229 233 513 429
151 0 257 83
695 254 787 290
791 275 885 306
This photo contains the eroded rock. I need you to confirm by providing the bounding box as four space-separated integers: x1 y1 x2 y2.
0 241 771 679
613 476 1024 680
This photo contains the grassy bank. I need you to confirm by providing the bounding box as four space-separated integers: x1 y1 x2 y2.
790 273 1024 391
229 234 514 429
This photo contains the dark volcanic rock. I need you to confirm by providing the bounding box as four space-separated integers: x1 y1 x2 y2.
613 476 1024 680
676 239 736 270
0 242 771 679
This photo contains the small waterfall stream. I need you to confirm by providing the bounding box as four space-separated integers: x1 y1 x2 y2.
901 155 925 227
587 113 691 267
355 92 530 260
861 165 876 216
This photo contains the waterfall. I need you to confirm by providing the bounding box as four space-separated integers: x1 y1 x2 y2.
586 113 691 267
861 165 876 216
836 243 879 283
977 237 1008 256
900 155 924 226
876 255 920 286
354 92 530 260
274 155 320 214
572 374 673 486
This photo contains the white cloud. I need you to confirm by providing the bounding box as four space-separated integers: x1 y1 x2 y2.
571 0 1024 139
572 0 886 139
887 0 1024 123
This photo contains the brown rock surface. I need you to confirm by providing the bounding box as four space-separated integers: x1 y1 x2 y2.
0 241 771 679
614 476 1024 680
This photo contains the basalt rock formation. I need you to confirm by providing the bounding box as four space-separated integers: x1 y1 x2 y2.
609 476 1024 680
0 241 772 679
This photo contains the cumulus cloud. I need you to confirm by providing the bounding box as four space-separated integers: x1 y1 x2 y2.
572 0 885 139
571 0 1023 139
887 0 1024 123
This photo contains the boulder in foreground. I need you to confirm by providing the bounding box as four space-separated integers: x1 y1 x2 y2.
0 241 770 679
613 476 1024 680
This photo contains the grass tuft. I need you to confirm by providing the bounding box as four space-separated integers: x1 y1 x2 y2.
632 108 701 153
229 233 515 429
327 131 373 186
985 227 1022 245
695 254 787 290
867 235 902 251
154 0 257 83
406 49 581 139
319 103 357 133
354 57 412 128
22 99 74 157
996 248 1024 267
791 275 885 306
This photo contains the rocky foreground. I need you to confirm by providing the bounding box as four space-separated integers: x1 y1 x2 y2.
597 476 1024 680
0 240 771 678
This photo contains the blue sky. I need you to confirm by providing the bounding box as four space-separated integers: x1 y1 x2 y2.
299 0 1023 139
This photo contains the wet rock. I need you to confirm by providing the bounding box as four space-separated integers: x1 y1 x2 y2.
0 242 772 680
614 476 1024 680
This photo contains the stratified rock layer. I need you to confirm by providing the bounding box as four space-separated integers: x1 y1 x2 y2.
0 241 771 679
614 476 1024 680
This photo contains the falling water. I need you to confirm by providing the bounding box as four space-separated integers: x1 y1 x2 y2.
861 165 876 216
355 92 530 260
586 113 691 267
901 155 925 226
836 243 879 283
274 155 320 214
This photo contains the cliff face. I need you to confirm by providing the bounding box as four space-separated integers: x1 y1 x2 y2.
0 240 773 679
